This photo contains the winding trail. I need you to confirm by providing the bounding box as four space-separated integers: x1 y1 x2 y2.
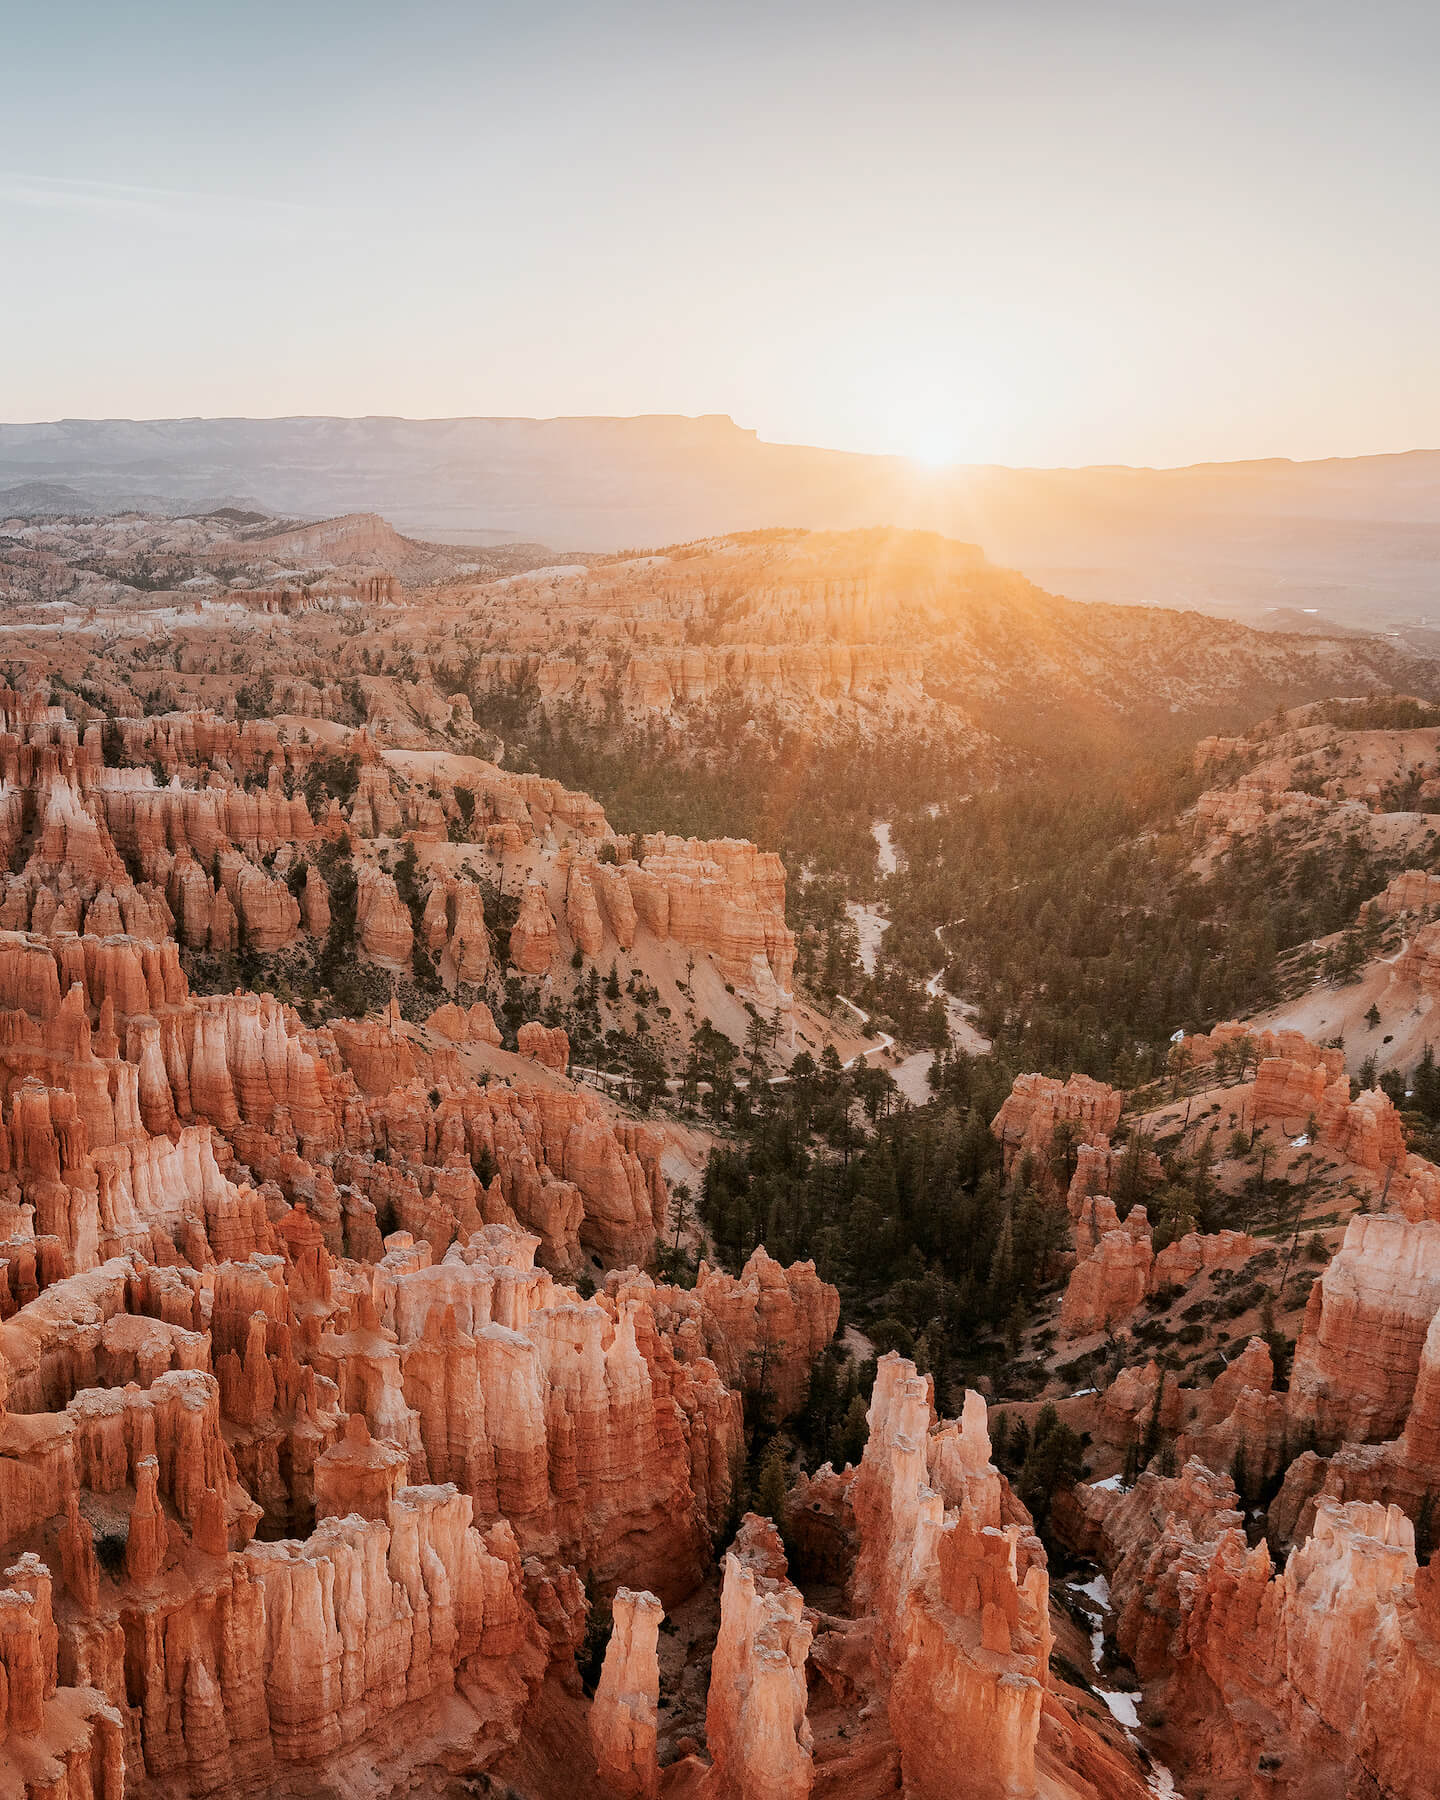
833 993 896 1067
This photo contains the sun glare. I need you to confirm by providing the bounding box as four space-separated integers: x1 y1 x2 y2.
890 406 979 469
904 431 967 469
866 358 1000 469
872 391 973 466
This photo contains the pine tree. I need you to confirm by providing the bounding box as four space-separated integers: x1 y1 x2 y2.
1417 1044 1440 1121
1190 1133 1218 1231
1141 1372 1167 1468
801 1352 840 1448
986 1207 1016 1319
838 1395 870 1466
1018 1406 1083 1526
753 1444 790 1533
744 1009 769 1081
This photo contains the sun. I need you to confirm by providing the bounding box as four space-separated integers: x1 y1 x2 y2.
904 429 969 469
874 382 983 469
855 335 1014 468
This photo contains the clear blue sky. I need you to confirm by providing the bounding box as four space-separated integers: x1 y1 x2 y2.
4 0 1438 466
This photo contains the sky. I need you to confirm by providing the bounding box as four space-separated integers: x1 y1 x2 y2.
3 0 1438 468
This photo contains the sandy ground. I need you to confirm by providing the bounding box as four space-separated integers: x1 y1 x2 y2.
379 746 504 785
1249 955 1438 1075
401 1016 575 1091
658 1132 709 1194
845 899 890 976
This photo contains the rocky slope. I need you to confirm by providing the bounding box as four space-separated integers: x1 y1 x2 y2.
0 685 802 1061
448 529 1440 741
0 505 567 609
975 1015 1440 1800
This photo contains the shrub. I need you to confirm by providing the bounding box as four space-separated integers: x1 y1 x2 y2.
94 1528 128 1573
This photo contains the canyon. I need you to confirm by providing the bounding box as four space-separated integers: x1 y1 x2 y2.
5 515 1440 1800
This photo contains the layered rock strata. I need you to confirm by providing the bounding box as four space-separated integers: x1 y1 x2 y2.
851 1357 1049 1800
990 1073 1124 1180
590 1586 662 1799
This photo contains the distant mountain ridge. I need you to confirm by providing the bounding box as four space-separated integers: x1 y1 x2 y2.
2 414 1438 626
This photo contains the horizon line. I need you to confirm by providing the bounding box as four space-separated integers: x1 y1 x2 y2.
1 411 1438 479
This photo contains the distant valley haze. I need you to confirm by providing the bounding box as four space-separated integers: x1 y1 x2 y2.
2 413 1439 631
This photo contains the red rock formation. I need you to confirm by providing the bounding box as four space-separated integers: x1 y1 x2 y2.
593 863 638 950
1194 780 1343 841
1152 1225 1264 1288
1290 1213 1440 1445
1238 1026 1426 1181
348 755 404 837
1082 1358 1184 1473
626 837 795 997
1059 1226 1153 1333
1395 919 1440 999
702 1515 812 1800
354 1224 758 1597
1318 1081 1408 1174
1174 1020 1350 1084
605 1251 838 1427
1370 867 1440 917
851 1357 1049 1800
427 999 502 1045
1250 1049 1342 1125
567 867 606 958
549 838 798 996
1174 1336 1290 1490
242 1488 550 1780
1313 1293 1440 1526
0 1190 826 1795
0 1552 125 1800
1089 1459 1440 1800
218 849 302 951
510 880 560 974
0 664 1074 1800
354 863 413 968
447 879 490 982
299 864 330 936
990 1072 1123 1179
422 875 490 981
1060 1193 1263 1336
591 1586 662 1799
690 1250 839 1418
517 1020 570 1073
312 1409 408 1520
470 639 924 719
